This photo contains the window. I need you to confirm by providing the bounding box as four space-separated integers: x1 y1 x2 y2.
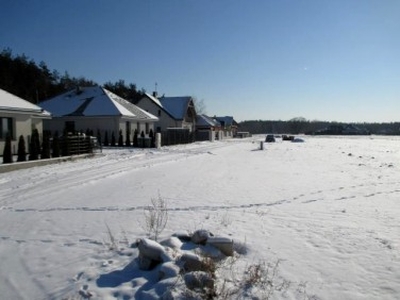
145 123 149 134
126 121 131 135
0 117 14 139
158 109 161 117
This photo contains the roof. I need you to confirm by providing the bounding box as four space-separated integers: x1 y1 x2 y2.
39 86 158 121
0 88 51 118
196 114 221 127
159 96 193 120
215 116 237 127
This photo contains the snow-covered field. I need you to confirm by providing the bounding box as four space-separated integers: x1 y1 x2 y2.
0 135 399 300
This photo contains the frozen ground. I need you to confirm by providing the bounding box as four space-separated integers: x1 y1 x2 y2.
0 135 399 299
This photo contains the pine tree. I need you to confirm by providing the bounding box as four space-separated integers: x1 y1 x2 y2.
133 129 138 147
104 131 109 146
111 132 116 147
118 130 123 147
61 129 70 156
96 129 102 148
52 133 60 157
141 131 145 148
41 131 51 159
2 133 13 164
17 135 26 162
149 129 155 148
125 130 131 147
29 129 40 160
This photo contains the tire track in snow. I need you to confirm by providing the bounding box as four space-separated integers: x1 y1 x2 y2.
0 142 229 208
6 184 400 214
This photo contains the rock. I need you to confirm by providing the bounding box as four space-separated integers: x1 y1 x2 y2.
135 238 167 270
207 237 234 256
172 230 192 242
160 236 183 250
191 229 213 245
158 262 180 280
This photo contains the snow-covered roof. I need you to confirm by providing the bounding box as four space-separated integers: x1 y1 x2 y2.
0 88 51 118
40 86 158 121
215 116 236 126
196 114 221 127
159 96 193 120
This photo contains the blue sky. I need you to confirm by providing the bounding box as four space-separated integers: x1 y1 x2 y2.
1 0 399 122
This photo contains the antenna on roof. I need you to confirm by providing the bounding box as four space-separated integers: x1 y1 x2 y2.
153 82 158 97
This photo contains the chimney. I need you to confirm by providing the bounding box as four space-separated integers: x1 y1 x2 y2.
152 91 158 97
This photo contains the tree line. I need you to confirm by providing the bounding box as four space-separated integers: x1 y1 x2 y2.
238 118 400 135
0 48 144 104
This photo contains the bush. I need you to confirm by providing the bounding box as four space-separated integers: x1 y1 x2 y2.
17 135 26 162
2 133 13 164
52 133 60 157
143 194 168 241
29 129 40 160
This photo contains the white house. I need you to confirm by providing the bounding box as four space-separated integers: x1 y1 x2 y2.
39 86 158 143
0 88 51 154
136 93 197 133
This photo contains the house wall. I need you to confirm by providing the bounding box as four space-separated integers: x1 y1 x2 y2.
44 116 155 142
0 111 45 155
136 98 179 132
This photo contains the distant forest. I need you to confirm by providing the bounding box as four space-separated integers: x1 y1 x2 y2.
1 48 399 135
239 118 400 135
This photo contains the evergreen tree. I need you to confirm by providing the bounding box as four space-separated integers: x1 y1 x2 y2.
125 130 131 147
118 130 124 147
141 131 145 148
41 131 51 159
111 132 116 147
133 129 138 147
96 129 102 148
149 129 155 148
17 135 26 162
29 129 40 160
61 129 70 156
2 133 13 164
52 133 60 157
104 131 109 146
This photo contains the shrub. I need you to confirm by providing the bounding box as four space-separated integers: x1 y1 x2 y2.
52 133 60 157
17 135 26 162
41 131 51 159
118 130 123 147
29 129 40 160
104 131 109 146
111 132 116 147
143 194 168 241
2 133 13 164
133 129 138 147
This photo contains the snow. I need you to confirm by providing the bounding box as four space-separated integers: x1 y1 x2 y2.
39 86 157 120
0 135 399 299
0 88 50 116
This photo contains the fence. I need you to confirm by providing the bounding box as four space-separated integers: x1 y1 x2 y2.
160 129 195 146
59 135 99 156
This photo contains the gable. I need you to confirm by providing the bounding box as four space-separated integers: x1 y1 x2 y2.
40 86 157 121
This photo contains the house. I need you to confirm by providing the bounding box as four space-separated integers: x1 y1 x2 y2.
0 88 51 154
214 116 239 137
39 86 158 143
195 114 222 141
136 93 197 133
